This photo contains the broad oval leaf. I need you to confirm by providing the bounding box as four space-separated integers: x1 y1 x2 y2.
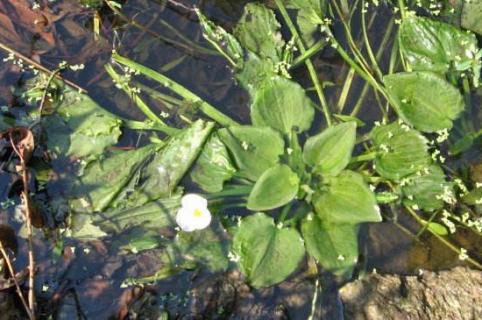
301 214 358 277
190 133 236 193
402 165 453 211
234 3 284 62
313 171 381 224
218 126 284 181
233 213 305 288
251 76 315 134
303 121 356 176
247 164 300 211
384 72 464 132
370 122 430 181
399 16 478 72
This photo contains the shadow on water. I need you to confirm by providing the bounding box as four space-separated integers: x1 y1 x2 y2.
0 0 481 319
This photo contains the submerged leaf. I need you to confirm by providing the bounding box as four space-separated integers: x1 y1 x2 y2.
251 76 315 134
190 133 236 193
301 214 358 277
247 164 300 211
370 122 430 181
125 120 214 206
303 122 356 176
42 85 122 159
234 3 284 62
462 0 482 35
218 125 284 181
233 213 305 288
399 16 478 73
313 171 381 224
384 72 464 132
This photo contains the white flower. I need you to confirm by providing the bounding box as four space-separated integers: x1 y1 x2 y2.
175 194 211 232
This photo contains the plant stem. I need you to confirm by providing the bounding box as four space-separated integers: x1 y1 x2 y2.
350 151 378 163
405 206 482 269
273 0 332 127
105 1 218 56
291 39 326 69
112 53 239 126
0 242 34 320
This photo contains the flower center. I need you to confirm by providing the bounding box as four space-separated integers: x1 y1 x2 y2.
193 208 204 218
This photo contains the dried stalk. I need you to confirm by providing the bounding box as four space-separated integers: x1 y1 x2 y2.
9 135 36 319
0 242 34 320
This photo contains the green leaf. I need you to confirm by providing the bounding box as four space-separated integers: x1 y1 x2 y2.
233 213 305 288
190 133 236 193
303 122 356 176
42 85 122 159
420 220 449 236
247 164 300 211
235 52 276 99
312 171 381 224
123 120 214 206
251 76 315 134
301 213 358 277
402 165 452 211
399 16 478 73
370 122 431 181
92 193 182 232
70 120 213 212
218 126 284 181
384 72 464 132
289 0 327 45
462 0 482 35
69 145 158 213
234 3 284 62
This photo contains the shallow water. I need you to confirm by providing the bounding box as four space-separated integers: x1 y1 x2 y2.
0 0 480 319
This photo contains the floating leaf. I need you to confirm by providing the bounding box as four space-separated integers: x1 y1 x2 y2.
370 122 430 181
402 165 452 211
399 16 478 73
233 213 305 288
218 126 284 181
251 76 315 134
303 122 356 176
301 213 358 277
191 133 236 193
247 164 300 211
384 72 464 132
313 171 381 224
234 3 284 62
462 0 482 35
42 85 122 159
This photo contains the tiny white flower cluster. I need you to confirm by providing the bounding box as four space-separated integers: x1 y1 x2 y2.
176 194 212 232
435 186 457 205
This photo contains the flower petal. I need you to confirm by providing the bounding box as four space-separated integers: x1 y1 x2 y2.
181 193 208 209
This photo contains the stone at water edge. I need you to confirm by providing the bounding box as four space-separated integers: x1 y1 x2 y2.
340 266 481 320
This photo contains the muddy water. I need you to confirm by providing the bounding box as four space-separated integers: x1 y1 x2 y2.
0 0 480 319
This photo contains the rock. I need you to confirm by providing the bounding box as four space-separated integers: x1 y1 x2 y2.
340 267 482 320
